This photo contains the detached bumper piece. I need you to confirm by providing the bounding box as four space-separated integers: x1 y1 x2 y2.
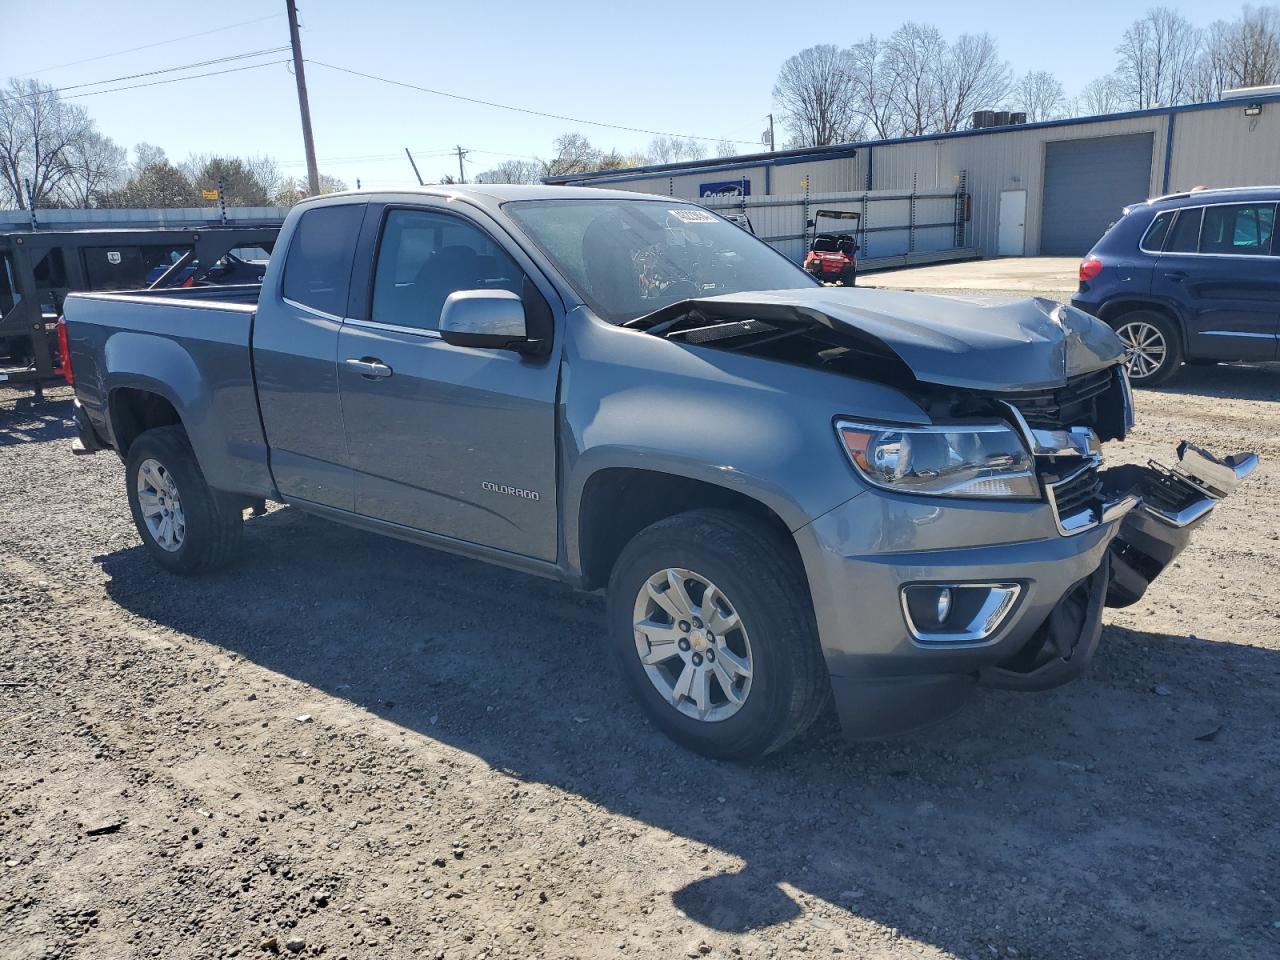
70 398 107 456
1103 442 1257 608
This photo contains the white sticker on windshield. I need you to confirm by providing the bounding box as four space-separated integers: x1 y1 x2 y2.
668 209 717 223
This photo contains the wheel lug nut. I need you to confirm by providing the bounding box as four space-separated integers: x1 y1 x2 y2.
678 620 691 633
691 653 703 667
691 617 703 629
678 638 691 652
706 648 716 662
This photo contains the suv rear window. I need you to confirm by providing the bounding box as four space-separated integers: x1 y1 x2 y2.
1140 211 1174 252
282 204 365 317
1164 207 1202 253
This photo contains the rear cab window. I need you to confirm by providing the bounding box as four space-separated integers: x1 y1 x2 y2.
282 204 366 317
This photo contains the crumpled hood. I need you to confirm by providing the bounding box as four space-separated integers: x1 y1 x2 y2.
684 287 1126 391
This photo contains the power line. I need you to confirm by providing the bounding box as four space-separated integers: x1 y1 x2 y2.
16 13 286 77
305 59 758 147
0 48 291 103
60 60 292 102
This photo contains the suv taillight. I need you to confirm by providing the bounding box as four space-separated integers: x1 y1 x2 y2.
56 316 73 385
1079 257 1103 282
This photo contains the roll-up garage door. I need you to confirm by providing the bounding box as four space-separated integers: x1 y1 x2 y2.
1040 133 1154 255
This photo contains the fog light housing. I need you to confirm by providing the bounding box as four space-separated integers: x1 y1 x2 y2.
901 583 1021 643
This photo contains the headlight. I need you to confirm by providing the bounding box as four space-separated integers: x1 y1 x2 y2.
836 420 1040 499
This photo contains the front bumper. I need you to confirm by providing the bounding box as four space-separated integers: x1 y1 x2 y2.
797 442 1257 740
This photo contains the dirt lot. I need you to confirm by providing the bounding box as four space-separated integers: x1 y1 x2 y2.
2 358 1279 960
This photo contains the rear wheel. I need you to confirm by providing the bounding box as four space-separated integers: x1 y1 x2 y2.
125 426 243 574
606 509 828 761
839 266 856 287
1113 310 1182 386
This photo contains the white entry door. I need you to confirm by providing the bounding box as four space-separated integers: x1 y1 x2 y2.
998 190 1027 256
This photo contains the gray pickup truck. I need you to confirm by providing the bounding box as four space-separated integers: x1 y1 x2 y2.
62 185 1257 760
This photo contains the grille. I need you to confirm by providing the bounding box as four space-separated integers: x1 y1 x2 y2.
1048 463 1103 522
1006 368 1117 431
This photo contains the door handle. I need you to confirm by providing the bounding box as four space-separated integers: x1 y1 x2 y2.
344 357 393 379
1163 270 1188 282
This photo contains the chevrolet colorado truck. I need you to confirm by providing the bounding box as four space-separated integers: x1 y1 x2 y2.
62 186 1257 760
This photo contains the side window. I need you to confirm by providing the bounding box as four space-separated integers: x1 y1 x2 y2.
1139 211 1174 252
371 209 523 331
282 204 365 316
1164 207 1202 254
1200 203 1275 255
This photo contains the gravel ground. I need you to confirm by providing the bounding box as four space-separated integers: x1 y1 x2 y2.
2 354 1278 960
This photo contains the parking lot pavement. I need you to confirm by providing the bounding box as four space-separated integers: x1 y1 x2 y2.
2 376 1278 960
865 256 1079 294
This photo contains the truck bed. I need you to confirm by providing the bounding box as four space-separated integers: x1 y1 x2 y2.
64 285 275 498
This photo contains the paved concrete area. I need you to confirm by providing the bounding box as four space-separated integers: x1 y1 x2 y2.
865 257 1079 293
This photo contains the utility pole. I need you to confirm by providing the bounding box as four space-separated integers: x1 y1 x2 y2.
405 148 424 186
767 113 776 152
285 0 320 196
455 145 468 184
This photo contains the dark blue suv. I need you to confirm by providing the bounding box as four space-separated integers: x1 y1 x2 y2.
1072 186 1279 385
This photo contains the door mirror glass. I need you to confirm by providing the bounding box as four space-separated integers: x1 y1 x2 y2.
439 289 532 352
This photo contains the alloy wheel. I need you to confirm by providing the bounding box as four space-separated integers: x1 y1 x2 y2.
632 568 753 722
136 457 186 552
1116 319 1167 381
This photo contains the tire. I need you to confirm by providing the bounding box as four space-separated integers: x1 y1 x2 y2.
125 426 243 574
839 267 856 287
1111 310 1183 387
605 508 828 761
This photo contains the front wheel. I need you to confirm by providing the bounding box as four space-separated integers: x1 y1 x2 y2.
125 426 243 574
606 509 828 761
1113 310 1182 386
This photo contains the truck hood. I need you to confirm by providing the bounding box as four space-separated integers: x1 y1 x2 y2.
658 287 1126 391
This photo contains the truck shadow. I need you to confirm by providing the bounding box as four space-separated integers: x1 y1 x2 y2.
96 507 1280 957
0 396 75 446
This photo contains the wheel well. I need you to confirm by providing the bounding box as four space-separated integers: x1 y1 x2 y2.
577 468 796 591
109 388 182 455
1098 299 1182 341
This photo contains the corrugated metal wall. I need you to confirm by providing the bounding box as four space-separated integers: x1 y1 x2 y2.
867 115 1167 255
1168 107 1280 191
572 99 1278 258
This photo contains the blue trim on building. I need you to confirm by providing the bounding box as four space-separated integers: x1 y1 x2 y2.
866 145 874 191
1162 111 1177 194
546 93 1280 188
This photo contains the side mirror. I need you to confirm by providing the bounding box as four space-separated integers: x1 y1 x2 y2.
439 289 538 354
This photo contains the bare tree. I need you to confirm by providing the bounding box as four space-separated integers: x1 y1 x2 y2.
273 174 346 205
1115 7 1203 108
1214 5 1280 89
0 78 95 208
1076 74 1126 115
772 44 861 146
884 23 948 136
57 131 126 207
1017 70 1068 122
475 159 543 184
847 35 903 139
542 133 602 177
936 33 1012 131
647 135 707 164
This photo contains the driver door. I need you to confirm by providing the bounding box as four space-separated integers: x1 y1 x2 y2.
336 202 562 561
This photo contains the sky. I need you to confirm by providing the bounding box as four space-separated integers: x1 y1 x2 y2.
2 0 1240 192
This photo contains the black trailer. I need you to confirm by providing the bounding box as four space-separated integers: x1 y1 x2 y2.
0 223 281 397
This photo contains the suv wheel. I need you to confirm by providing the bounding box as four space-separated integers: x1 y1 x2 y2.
126 426 243 574
1113 311 1182 386
606 509 828 761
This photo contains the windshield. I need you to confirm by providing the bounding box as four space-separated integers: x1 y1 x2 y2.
504 199 817 324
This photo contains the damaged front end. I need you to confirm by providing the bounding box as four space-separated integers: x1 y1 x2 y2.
633 289 1259 693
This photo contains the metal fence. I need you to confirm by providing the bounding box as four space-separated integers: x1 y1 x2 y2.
698 180 969 265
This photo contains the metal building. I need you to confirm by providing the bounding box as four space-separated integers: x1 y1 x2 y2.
545 89 1280 261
